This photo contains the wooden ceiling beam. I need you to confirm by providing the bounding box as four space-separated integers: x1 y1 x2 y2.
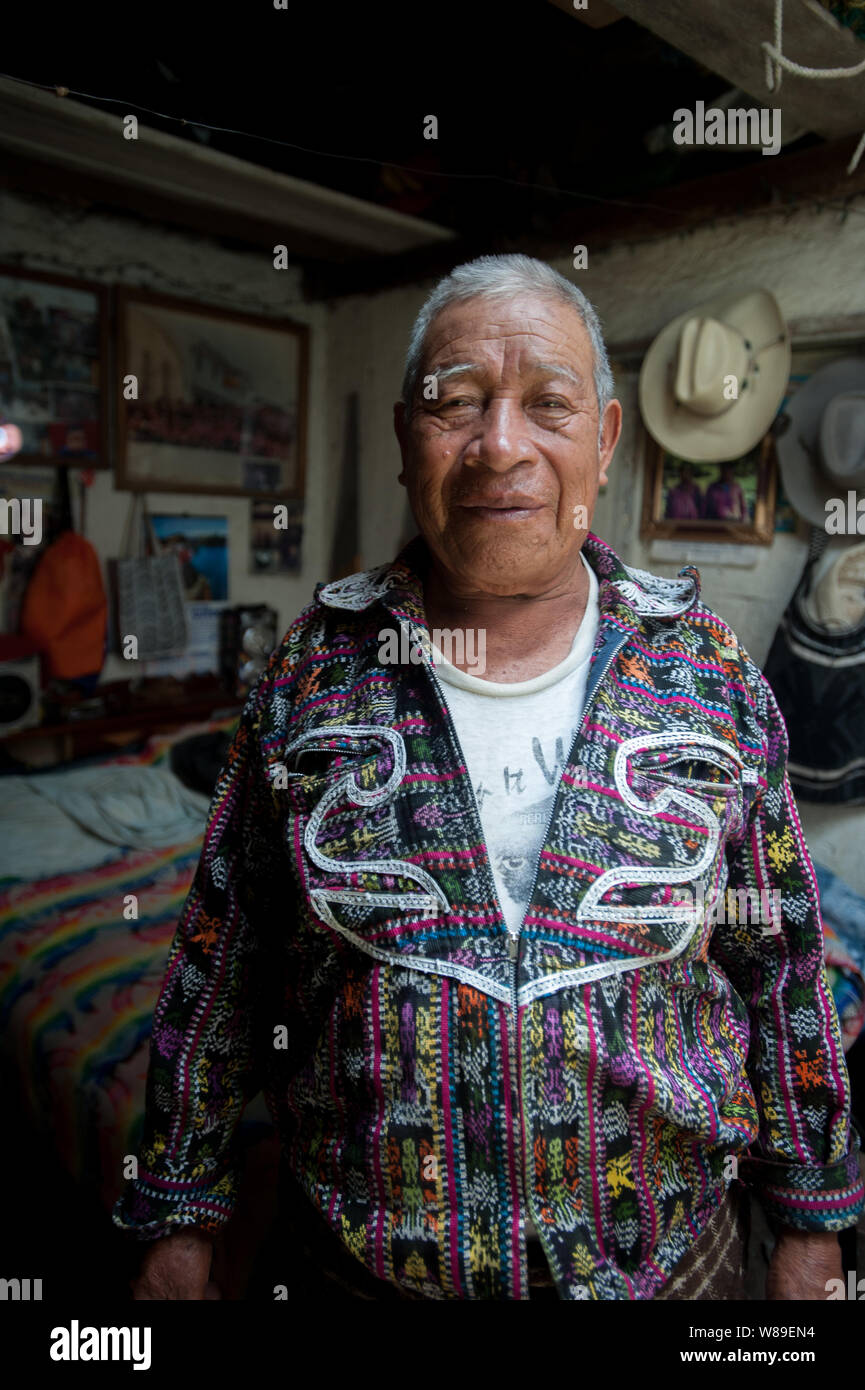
607 0 865 140
0 150 361 264
0 76 455 259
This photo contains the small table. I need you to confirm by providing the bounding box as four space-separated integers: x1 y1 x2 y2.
1 677 242 765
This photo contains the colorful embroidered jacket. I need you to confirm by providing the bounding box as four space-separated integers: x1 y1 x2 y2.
113 532 864 1300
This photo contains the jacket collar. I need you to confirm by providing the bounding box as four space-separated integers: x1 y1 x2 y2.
315 532 701 632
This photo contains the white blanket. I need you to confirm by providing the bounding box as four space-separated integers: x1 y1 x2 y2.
0 764 210 880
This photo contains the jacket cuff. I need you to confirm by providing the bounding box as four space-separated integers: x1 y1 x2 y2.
112 1165 238 1240
739 1149 865 1232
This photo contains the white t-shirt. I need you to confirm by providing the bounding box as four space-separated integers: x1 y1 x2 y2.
432 555 600 939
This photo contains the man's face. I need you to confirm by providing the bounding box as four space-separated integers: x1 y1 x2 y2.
394 292 621 597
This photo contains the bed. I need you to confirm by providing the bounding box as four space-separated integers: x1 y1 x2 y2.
0 715 279 1298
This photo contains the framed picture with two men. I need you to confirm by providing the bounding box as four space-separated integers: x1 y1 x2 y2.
641 435 778 545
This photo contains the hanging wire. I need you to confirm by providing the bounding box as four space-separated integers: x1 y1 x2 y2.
0 72 681 217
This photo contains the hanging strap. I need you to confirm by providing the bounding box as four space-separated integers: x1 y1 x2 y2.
140 495 159 559
799 524 831 599
119 494 137 559
119 494 149 559
56 465 74 535
118 494 161 559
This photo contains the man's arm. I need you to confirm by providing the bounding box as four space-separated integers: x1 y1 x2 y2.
132 1229 216 1301
113 658 288 1298
710 666 864 1299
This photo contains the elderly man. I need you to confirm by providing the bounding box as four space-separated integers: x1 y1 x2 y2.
116 255 863 1301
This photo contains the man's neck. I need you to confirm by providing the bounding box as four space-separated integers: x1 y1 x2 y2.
422 552 590 683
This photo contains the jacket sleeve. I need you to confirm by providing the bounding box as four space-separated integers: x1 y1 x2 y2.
112 658 287 1240
710 665 864 1233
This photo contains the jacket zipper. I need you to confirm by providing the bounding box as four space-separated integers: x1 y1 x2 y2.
401 614 630 1298
510 622 630 1290
399 619 533 1293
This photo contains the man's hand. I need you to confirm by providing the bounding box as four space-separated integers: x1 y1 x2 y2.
766 1228 842 1301
132 1228 219 1301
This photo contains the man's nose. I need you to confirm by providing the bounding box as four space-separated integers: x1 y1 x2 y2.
464 398 536 471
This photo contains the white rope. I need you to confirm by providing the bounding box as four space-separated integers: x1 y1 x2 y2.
847 125 865 172
764 0 785 90
761 0 865 171
764 43 865 82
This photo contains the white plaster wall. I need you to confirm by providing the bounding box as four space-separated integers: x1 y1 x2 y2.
324 283 431 565
0 188 334 681
325 197 865 893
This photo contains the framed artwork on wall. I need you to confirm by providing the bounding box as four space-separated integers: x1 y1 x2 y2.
150 514 230 600
640 433 778 545
115 288 309 498
250 497 303 574
0 264 109 467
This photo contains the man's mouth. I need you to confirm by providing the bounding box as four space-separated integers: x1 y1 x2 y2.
458 499 545 520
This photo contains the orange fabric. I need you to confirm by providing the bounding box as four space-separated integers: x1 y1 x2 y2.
20 531 107 679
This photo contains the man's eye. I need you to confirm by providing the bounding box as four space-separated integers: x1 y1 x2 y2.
534 397 568 409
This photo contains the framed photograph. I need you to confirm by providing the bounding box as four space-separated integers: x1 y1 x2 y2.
150 514 230 600
0 265 109 467
250 497 303 574
116 288 308 498
641 434 777 544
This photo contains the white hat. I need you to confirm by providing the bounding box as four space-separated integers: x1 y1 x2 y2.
805 541 865 632
775 359 865 528
639 289 791 462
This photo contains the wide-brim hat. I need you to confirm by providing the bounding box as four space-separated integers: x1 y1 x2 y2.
801 540 865 632
639 289 791 463
775 358 865 528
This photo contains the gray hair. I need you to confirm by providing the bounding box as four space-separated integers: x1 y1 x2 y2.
400 254 615 433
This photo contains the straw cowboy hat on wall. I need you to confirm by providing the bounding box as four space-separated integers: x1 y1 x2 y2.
639 289 791 463
774 358 865 532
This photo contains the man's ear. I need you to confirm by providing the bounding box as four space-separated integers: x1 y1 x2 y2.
394 401 408 484
598 399 622 488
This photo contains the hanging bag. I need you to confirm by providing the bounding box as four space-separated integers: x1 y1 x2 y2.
112 495 189 661
763 527 865 805
19 466 107 680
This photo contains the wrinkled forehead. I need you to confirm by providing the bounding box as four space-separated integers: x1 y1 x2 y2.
421 292 593 376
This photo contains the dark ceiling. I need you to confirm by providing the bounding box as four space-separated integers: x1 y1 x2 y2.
4 0 819 266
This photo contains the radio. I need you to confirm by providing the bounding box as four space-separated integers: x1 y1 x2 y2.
0 636 41 734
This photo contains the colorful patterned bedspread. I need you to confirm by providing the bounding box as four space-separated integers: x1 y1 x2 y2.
0 718 239 1215
0 835 202 1212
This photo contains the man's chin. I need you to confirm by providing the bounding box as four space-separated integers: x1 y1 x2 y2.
437 540 564 597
